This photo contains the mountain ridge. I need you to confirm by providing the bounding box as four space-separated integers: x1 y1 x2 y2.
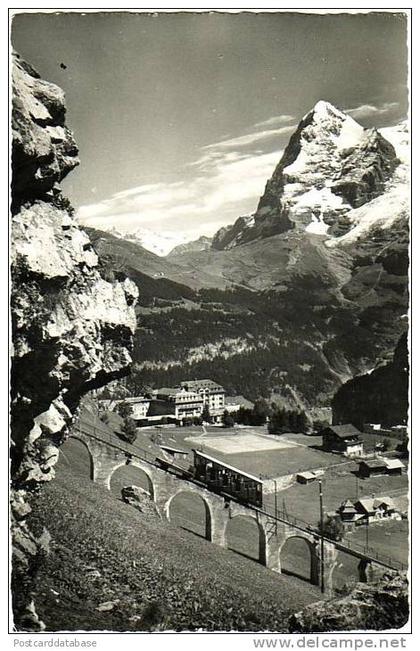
211 101 403 250
89 102 408 410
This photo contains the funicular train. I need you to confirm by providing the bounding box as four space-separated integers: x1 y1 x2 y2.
192 449 264 508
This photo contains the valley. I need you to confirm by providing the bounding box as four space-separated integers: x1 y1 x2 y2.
85 104 409 414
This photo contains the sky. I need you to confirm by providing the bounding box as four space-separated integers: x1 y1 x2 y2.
11 11 409 246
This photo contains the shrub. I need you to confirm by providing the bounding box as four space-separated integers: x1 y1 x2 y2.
318 515 344 542
222 410 235 428
202 404 211 423
118 417 137 445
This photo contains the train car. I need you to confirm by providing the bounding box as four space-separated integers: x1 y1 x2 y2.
193 449 264 507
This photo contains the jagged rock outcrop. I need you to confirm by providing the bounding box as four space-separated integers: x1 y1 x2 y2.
289 574 408 632
121 485 162 518
330 128 399 209
10 53 138 630
211 101 400 249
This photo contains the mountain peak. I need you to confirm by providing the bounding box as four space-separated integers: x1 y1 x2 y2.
301 100 364 148
211 101 401 250
308 99 346 120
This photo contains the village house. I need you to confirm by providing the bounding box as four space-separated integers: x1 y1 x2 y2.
354 497 397 522
337 499 364 525
358 458 388 478
321 424 364 457
121 396 151 422
99 396 151 424
374 497 397 519
358 457 405 478
384 458 405 475
180 379 225 422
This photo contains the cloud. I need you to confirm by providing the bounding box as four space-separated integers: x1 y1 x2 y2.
254 114 295 129
74 104 313 246
77 111 295 243
346 101 401 120
77 100 404 248
200 125 294 154
78 148 283 240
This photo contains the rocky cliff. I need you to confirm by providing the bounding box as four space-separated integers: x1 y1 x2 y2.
331 334 409 429
10 53 138 630
289 574 408 632
211 101 400 249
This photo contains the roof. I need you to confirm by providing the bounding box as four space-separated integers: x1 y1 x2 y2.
340 499 356 509
181 379 225 392
359 458 388 469
374 496 395 509
225 395 254 408
160 443 190 455
325 424 361 439
355 498 376 513
296 471 317 480
193 449 263 484
156 387 179 395
384 458 405 470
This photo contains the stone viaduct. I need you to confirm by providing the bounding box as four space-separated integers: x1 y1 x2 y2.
67 430 401 594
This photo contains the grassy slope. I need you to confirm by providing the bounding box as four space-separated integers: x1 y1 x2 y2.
28 469 321 632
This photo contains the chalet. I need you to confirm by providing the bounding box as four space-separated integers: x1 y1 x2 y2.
180 379 225 422
384 458 405 475
100 396 151 424
354 498 377 520
373 497 396 518
358 458 388 478
120 397 151 422
338 499 363 524
358 457 405 477
321 424 363 457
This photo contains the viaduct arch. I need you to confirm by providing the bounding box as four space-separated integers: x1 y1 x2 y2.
68 430 397 595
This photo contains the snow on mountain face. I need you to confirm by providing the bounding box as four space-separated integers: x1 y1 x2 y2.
168 235 212 257
98 225 190 256
211 101 402 250
326 121 409 248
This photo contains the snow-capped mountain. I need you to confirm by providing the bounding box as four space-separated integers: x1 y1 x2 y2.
168 235 212 258
211 100 403 249
325 120 409 249
98 225 191 257
91 100 408 412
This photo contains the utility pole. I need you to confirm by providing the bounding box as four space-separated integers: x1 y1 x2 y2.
274 479 278 535
319 480 325 594
365 515 369 550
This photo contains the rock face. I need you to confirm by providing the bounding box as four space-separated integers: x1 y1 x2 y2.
289 574 408 632
10 53 138 630
211 101 400 249
121 485 161 518
332 334 409 429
